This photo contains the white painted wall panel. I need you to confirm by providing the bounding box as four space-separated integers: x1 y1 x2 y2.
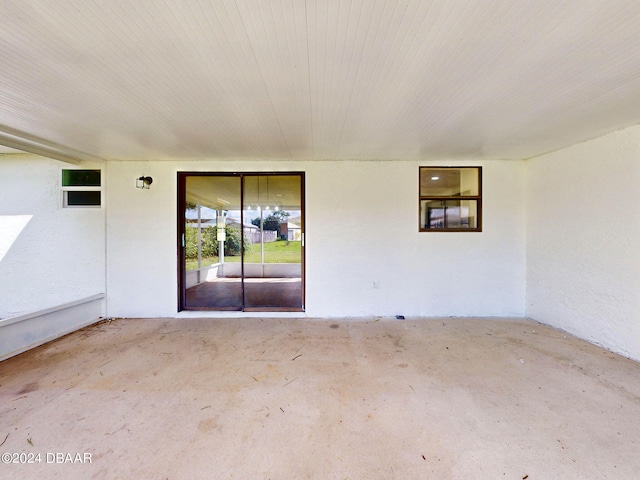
106 160 525 318
306 160 526 317
526 125 640 361
0 156 106 317
105 162 178 318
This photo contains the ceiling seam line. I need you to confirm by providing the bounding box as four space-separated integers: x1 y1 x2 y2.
304 0 315 159
231 0 292 159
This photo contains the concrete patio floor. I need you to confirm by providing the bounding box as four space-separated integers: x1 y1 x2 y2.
0 317 639 479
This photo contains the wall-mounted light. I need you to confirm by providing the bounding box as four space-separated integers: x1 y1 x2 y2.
136 175 153 189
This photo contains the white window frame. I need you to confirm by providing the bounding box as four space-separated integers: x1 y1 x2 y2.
61 169 102 208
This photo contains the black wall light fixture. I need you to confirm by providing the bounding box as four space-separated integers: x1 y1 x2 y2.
136 175 153 189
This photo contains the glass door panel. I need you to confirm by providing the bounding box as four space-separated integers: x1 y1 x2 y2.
242 175 303 310
182 175 243 310
179 172 304 311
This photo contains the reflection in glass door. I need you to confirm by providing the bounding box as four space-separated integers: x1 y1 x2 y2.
242 175 303 310
178 172 304 311
180 175 243 310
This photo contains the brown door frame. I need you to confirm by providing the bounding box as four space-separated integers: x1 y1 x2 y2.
177 171 305 312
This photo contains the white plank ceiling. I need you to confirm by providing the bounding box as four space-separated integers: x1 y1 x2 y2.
1 0 640 162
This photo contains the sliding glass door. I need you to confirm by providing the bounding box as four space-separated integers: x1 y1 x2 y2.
179 174 243 310
242 175 303 310
178 172 304 311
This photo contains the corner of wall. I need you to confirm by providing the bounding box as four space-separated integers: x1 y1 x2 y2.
524 124 640 361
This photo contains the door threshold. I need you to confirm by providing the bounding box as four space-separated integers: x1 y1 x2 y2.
175 311 309 319
243 307 304 313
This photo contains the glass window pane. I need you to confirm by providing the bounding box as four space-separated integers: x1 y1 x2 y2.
62 169 101 187
420 199 446 229
420 167 479 197
66 191 101 206
444 200 477 228
242 175 302 265
184 175 243 309
420 199 478 229
185 175 243 270
242 175 303 309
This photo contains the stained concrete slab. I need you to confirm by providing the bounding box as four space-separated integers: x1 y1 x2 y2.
0 317 639 479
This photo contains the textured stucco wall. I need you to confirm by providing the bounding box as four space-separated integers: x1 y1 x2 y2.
0 156 106 318
105 159 526 318
526 125 640 361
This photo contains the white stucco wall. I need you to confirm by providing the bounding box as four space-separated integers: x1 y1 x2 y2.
106 159 525 318
0 156 106 318
526 125 640 361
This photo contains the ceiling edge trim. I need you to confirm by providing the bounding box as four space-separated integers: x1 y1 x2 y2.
0 125 106 165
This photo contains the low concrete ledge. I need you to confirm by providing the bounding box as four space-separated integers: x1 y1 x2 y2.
186 263 302 288
0 294 105 362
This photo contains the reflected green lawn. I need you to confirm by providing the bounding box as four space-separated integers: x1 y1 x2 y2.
186 240 301 270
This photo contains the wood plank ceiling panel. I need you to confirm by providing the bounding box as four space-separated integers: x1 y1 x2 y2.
1 0 640 161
